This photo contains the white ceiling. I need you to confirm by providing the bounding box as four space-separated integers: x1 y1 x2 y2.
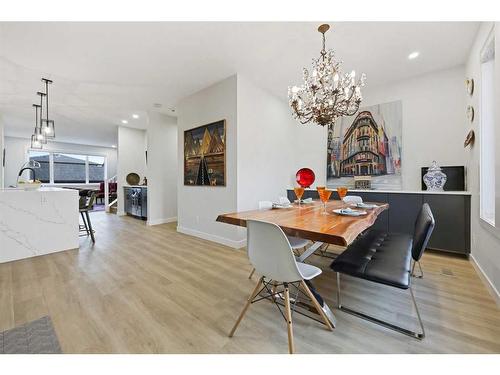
0 22 480 147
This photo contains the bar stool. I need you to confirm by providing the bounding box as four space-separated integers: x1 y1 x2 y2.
79 190 96 243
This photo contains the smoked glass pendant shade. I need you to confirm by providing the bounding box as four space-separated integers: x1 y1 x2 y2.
296 168 315 188
42 119 55 139
30 134 43 149
34 126 47 144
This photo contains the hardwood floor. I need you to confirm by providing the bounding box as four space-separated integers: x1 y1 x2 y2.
0 211 499 353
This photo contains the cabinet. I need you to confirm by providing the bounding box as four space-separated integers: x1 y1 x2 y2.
287 189 471 255
124 186 147 220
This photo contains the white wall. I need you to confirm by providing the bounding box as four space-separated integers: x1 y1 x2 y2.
464 22 500 300
292 123 328 189
176 75 241 247
236 75 297 210
146 112 178 225
117 126 147 215
362 66 466 190
237 76 329 206
0 115 4 188
3 136 117 188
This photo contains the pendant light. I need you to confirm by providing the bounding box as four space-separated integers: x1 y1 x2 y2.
36 91 47 144
41 78 55 138
29 77 55 149
30 104 43 149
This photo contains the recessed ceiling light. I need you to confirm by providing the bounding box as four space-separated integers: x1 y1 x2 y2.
121 120 128 124
408 51 420 60
111 145 117 148
132 114 139 119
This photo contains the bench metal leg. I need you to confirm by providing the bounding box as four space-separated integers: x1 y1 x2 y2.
412 260 424 279
336 273 425 340
297 241 324 263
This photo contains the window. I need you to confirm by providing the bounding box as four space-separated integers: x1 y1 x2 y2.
28 151 50 183
88 156 105 183
54 153 86 183
27 150 106 185
480 30 495 226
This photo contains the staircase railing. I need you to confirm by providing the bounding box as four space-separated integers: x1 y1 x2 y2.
105 175 118 212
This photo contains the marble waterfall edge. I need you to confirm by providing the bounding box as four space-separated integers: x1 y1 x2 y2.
0 188 79 263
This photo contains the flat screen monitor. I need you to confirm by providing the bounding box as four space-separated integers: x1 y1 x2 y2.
421 166 465 191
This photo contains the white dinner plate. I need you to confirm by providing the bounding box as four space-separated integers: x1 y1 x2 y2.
333 208 367 216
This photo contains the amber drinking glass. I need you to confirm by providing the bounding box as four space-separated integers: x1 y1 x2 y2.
337 186 348 201
316 186 332 215
294 187 305 208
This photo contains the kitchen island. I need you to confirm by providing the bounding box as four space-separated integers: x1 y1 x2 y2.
0 187 79 263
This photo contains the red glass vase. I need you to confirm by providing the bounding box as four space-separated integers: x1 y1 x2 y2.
296 168 315 188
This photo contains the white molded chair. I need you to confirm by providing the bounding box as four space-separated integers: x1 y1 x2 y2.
342 195 363 204
249 201 310 279
229 219 333 354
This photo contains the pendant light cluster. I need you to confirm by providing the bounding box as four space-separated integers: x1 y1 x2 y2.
30 78 55 149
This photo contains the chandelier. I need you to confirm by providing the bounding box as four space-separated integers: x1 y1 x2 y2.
31 78 55 149
288 24 366 128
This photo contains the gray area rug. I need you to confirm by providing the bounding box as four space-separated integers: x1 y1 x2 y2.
0 316 62 354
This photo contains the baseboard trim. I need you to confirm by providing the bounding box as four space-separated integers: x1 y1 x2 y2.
176 226 246 249
470 253 500 307
147 217 177 226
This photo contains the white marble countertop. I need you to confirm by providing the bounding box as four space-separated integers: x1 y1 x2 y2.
0 187 70 192
123 185 148 188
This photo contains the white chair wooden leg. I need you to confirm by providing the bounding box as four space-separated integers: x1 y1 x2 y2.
229 277 263 337
300 280 333 331
284 284 295 354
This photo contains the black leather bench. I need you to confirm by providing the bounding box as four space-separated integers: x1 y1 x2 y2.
331 203 435 339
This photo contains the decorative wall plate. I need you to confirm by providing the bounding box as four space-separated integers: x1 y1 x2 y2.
466 105 475 123
464 130 475 148
126 172 140 185
296 168 315 188
465 78 474 96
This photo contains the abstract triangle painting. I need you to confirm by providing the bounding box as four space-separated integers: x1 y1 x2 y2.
184 120 226 186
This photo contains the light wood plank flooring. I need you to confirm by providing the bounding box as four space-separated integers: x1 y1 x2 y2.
0 211 499 353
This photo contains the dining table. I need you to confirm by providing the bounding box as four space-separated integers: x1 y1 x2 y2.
216 199 389 327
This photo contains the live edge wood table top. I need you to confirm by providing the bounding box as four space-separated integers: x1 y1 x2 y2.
216 200 389 247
